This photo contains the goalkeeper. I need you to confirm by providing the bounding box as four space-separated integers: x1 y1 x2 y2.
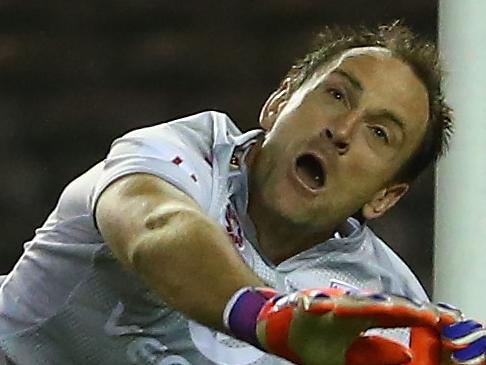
0 22 484 365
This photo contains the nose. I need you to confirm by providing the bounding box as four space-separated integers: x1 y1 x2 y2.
321 112 360 154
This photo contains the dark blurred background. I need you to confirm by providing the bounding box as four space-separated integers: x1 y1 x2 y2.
0 1 437 293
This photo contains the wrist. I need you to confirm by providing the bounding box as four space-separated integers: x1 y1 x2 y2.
223 287 278 349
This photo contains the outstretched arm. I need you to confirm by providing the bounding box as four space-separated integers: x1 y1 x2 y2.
95 173 486 365
95 173 264 331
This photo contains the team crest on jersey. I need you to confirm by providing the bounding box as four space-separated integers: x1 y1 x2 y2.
224 204 244 250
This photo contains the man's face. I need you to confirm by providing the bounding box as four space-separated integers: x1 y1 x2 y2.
252 48 429 233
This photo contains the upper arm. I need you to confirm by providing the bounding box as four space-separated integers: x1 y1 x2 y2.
95 173 204 267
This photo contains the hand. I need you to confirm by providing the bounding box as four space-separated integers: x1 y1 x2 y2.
225 287 459 365
257 288 459 365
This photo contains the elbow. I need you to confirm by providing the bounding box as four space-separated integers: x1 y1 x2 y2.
127 207 213 305
143 205 202 231
128 206 207 272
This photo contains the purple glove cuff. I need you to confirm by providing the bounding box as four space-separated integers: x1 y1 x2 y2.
223 287 275 349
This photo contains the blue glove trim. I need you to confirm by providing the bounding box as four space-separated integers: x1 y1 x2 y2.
443 320 482 340
453 336 486 363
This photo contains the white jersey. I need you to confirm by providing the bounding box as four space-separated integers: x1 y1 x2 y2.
0 111 428 365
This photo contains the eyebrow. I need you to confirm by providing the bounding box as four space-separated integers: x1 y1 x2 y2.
375 109 406 132
332 69 406 132
332 69 363 92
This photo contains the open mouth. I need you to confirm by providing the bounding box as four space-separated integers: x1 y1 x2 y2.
295 153 326 190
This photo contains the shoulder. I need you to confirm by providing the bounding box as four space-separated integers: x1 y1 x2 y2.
113 109 243 185
121 110 241 149
364 226 429 301
92 111 241 213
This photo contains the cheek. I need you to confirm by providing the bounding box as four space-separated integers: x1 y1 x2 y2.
347 133 403 181
264 121 298 151
337 155 393 196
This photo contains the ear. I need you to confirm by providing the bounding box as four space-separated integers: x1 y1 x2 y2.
361 183 409 220
259 78 291 131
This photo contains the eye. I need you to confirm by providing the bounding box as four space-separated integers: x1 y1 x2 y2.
370 126 389 142
327 88 346 102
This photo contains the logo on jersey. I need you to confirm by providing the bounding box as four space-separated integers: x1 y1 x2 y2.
127 337 192 365
329 279 360 293
224 204 244 250
188 321 265 365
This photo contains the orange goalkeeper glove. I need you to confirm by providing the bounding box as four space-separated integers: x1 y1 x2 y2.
224 287 465 365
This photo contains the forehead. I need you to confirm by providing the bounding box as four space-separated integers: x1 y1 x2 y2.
338 52 429 119
296 47 430 153
306 48 429 113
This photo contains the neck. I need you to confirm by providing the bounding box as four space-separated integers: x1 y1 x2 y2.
246 151 336 263
248 201 325 264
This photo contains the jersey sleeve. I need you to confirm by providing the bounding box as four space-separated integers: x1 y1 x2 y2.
90 123 213 216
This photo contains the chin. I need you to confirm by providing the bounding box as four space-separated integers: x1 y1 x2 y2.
268 189 320 226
